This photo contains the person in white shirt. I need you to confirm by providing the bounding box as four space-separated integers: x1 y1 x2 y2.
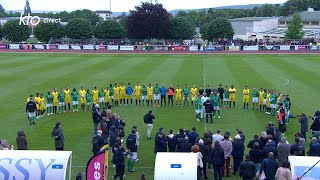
212 129 224 148
200 93 209 118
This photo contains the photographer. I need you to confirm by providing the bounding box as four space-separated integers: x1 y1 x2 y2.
310 111 320 135
144 110 155 139
298 113 308 140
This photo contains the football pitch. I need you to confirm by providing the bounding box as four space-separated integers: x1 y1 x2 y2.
0 53 319 179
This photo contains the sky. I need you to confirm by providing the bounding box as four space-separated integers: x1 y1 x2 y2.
2 0 288 12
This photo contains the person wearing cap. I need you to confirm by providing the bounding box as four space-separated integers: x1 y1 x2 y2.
231 134 245 175
92 130 105 155
198 139 209 179
51 122 64 150
307 137 320 156
26 96 37 125
144 110 155 139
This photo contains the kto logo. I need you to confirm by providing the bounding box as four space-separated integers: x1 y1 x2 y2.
19 13 61 26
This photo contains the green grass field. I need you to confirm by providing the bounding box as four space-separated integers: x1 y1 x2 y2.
0 53 319 180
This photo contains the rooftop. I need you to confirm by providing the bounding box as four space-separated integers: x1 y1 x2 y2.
279 10 320 22
261 28 320 37
229 17 279 22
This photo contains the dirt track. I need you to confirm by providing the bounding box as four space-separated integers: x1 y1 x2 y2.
1 49 320 55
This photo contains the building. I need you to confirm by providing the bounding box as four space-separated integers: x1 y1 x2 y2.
96 10 112 20
229 17 280 41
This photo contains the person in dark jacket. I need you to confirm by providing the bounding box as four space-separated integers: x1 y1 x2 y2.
311 111 320 134
209 141 224 180
259 152 278 180
232 135 245 175
247 135 263 150
112 144 126 180
237 129 246 143
155 133 167 153
126 129 138 172
277 137 290 165
144 110 155 139
99 117 109 141
249 143 263 174
203 99 213 123
299 113 308 140
262 140 278 158
239 154 256 180
266 122 276 136
16 130 28 150
308 137 320 156
187 127 199 145
26 97 37 125
167 129 176 152
51 122 64 150
92 130 104 155
175 129 186 152
180 137 192 152
198 139 209 179
290 137 301 155
92 104 101 135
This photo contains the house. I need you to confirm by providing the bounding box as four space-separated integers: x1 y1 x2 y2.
96 10 112 20
229 17 280 41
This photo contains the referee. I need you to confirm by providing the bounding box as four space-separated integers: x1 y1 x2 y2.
26 97 37 125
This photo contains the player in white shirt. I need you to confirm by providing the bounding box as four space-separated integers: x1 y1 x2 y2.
200 93 209 118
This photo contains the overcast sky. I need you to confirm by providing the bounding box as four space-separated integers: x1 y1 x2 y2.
2 0 287 12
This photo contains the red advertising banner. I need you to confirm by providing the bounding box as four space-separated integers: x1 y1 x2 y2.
0 44 7 49
48 44 57 49
86 152 105 180
172 46 187 51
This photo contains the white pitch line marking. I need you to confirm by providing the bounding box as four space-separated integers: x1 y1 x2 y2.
279 77 290 86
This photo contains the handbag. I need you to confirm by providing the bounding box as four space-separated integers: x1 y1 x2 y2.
256 171 266 180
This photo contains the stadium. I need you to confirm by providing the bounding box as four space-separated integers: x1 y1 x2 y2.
1 0 320 180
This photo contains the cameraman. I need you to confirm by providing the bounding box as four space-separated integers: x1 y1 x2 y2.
310 111 320 135
298 113 308 140
144 110 155 139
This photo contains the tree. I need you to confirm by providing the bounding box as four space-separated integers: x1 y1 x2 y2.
34 22 65 42
170 16 194 39
285 14 304 40
68 9 101 26
2 20 30 42
280 0 309 16
255 4 277 17
0 25 3 40
176 11 187 17
204 18 234 40
186 10 198 26
126 2 171 39
65 18 93 39
0 4 6 18
94 20 125 39
24 0 32 14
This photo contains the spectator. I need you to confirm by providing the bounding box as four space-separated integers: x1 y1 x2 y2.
307 137 320 156
106 105 113 119
112 144 126 180
277 137 290 165
16 130 28 150
187 127 199 145
249 142 263 174
299 113 308 140
198 139 209 179
212 129 224 146
144 110 155 139
0 140 13 150
266 122 275 136
247 135 263 150
209 141 225 180
273 128 281 146
99 117 109 142
191 145 203 180
126 128 138 172
176 129 187 152
154 132 167 153
237 129 246 143
92 104 101 135
167 129 176 152
311 111 320 134
290 137 301 155
260 131 268 147
262 140 278 158
203 131 213 150
239 154 256 180
259 152 278 180
180 137 192 152
275 160 292 180
92 130 104 155
220 134 232 177
51 122 64 150
232 135 245 175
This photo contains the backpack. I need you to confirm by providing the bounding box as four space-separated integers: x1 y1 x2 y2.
126 134 135 149
144 114 149 124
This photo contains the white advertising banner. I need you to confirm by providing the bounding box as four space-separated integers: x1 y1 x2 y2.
280 46 291 50
288 156 320 180
0 150 72 180
120 46 134 51
71 45 81 50
58 45 69 50
189 45 203 51
34 45 45 49
9 44 20 49
83 45 98 50
243 46 259 51
107 46 119 50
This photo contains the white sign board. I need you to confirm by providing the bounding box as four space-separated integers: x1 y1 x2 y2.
83 45 97 50
288 156 320 180
58 45 69 50
34 45 45 49
71 45 81 50
107 46 119 50
154 153 197 180
243 46 259 51
9 44 20 49
280 46 291 50
0 150 72 180
189 45 203 51
120 46 134 51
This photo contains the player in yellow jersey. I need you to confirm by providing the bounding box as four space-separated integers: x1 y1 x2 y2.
39 93 45 117
258 88 264 111
175 85 182 106
134 82 142 105
228 85 236 108
104 88 110 107
79 86 86 111
147 84 154 106
242 86 250 110
64 87 71 112
114 84 120 106
190 85 198 106
34 93 41 118
118 83 125 106
92 87 99 104
265 90 271 114
52 88 59 114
